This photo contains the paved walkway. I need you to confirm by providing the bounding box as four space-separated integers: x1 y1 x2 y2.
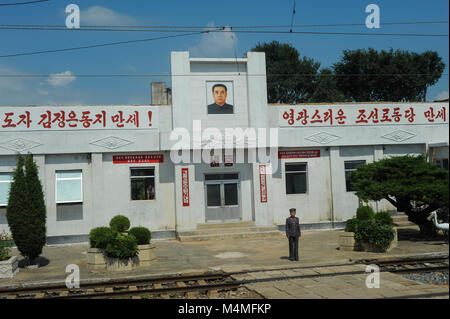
2 228 448 299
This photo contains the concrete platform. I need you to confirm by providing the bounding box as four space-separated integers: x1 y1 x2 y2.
1 228 448 299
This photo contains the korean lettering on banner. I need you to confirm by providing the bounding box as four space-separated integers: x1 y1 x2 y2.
278 150 320 159
112 154 164 164
181 168 190 207
259 165 268 203
1 107 155 130
280 104 448 126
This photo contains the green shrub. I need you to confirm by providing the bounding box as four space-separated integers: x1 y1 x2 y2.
104 233 138 259
354 220 395 251
371 224 395 251
374 211 393 225
356 206 375 221
345 217 358 233
89 227 114 249
0 232 14 261
129 227 151 245
109 215 130 232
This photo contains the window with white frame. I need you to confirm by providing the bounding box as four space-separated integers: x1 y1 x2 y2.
344 160 366 192
285 163 308 194
56 170 83 204
0 173 12 206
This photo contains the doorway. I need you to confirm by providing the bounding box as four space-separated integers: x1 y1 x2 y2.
204 173 241 222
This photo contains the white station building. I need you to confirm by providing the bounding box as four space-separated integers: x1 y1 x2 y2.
0 51 448 244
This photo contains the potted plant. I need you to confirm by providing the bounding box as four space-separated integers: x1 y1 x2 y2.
129 226 155 266
104 232 139 271
340 207 397 252
339 217 358 251
86 227 113 270
0 231 19 279
86 216 156 271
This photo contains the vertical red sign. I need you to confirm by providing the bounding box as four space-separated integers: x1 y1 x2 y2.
181 168 190 207
259 165 268 203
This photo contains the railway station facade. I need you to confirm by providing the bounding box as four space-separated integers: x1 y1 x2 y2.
0 51 448 244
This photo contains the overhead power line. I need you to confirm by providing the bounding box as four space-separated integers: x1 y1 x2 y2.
0 0 49 6
0 20 448 29
0 31 205 58
0 27 448 37
0 73 448 78
0 20 448 58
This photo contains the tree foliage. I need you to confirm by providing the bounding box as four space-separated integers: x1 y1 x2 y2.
251 41 320 104
333 48 445 102
251 43 444 103
6 154 47 264
350 154 449 235
307 68 347 103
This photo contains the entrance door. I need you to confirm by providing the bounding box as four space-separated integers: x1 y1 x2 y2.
205 173 240 222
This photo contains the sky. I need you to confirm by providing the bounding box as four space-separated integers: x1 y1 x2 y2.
0 0 448 105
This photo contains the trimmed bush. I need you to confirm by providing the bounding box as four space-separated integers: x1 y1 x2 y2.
89 227 114 249
354 220 395 251
374 211 393 226
129 227 151 245
371 224 395 251
356 206 375 221
109 215 130 232
104 233 138 259
345 217 358 233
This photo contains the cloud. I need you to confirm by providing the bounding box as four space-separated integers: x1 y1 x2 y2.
0 65 86 106
46 71 76 87
189 23 238 58
81 6 140 25
434 90 449 101
0 65 25 92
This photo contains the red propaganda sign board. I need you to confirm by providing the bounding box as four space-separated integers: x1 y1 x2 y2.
113 154 164 164
181 168 190 207
279 103 448 127
278 150 320 159
0 106 158 131
259 165 268 203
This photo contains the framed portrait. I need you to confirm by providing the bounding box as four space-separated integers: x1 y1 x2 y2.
206 81 234 115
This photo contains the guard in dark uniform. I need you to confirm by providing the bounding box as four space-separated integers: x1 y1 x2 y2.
285 208 301 261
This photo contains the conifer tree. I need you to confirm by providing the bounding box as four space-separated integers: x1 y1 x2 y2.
6 154 47 265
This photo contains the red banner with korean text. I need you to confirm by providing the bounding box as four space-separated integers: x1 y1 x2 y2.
113 154 164 164
279 103 448 127
278 150 320 159
182 168 190 207
0 106 157 131
259 165 268 203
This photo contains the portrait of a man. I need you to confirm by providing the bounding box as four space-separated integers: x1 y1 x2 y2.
207 83 234 114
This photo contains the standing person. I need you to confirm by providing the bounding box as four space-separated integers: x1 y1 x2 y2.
146 184 155 200
285 208 301 261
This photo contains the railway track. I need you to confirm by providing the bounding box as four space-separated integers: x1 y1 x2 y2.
366 256 449 274
0 257 447 299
